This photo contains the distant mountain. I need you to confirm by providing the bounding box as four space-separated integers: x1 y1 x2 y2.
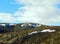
0 23 41 33
0 22 60 33
16 23 41 29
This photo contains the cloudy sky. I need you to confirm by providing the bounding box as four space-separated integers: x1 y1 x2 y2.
0 0 60 26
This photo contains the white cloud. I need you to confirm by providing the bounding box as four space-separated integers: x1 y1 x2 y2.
13 0 60 25
0 0 60 25
0 13 16 23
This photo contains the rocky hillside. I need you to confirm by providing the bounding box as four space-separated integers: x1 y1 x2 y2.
20 31 60 44
0 23 41 33
0 23 60 44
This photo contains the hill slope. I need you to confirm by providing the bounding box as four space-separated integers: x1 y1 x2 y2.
0 23 60 44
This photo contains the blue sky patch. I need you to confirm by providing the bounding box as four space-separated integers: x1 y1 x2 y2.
0 0 24 14
56 4 60 9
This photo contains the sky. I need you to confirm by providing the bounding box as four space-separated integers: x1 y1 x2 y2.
0 0 60 26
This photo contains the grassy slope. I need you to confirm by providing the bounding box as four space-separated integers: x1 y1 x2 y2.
0 25 60 44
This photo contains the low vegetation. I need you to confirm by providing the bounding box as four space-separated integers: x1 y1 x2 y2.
0 24 60 44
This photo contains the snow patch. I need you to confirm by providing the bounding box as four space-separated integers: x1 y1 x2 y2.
40 29 56 32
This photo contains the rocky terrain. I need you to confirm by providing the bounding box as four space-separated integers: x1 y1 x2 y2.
0 23 60 44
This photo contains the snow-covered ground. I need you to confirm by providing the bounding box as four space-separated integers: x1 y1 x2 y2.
28 31 38 35
28 29 56 35
0 24 6 26
40 29 56 32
